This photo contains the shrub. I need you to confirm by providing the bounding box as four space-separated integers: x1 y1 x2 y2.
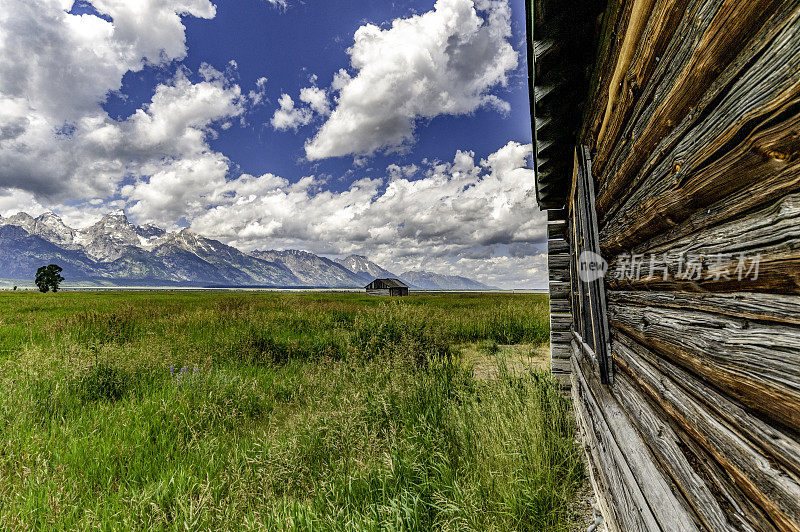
76 363 127 402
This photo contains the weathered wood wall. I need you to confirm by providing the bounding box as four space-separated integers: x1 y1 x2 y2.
548 209 572 386
571 0 800 530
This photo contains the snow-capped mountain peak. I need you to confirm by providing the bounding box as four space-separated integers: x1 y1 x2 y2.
334 254 398 282
0 210 493 289
1 212 35 233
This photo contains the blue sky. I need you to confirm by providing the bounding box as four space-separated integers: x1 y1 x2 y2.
102 0 533 188
0 0 547 288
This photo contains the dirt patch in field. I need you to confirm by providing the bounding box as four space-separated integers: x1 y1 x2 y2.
461 343 550 381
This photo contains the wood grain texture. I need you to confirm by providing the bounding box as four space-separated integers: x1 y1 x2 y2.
614 331 800 483
551 330 571 344
593 0 688 158
605 192 800 293
571 355 670 531
549 281 570 300
548 253 571 282
574 348 698 531
551 357 571 374
598 5 800 253
583 0 634 147
672 420 783 532
571 364 624 532
551 340 571 360
607 290 800 325
596 0 796 191
613 336 800 531
548 220 566 240
550 313 572 332
608 303 800 428
548 238 569 255
595 0 658 146
619 158 800 259
595 0 796 223
611 370 755 531
550 298 571 314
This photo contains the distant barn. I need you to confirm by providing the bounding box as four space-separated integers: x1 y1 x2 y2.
365 278 408 297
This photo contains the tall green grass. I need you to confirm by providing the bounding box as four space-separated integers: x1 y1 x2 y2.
0 292 582 530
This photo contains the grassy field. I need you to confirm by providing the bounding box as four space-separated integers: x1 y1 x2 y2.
0 291 584 530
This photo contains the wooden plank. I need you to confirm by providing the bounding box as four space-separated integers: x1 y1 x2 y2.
577 352 700 532
551 357 571 374
607 290 800 325
550 330 571 344
591 0 692 175
594 0 659 147
670 419 783 532
548 220 566 240
550 313 572 332
608 303 800 428
548 238 569 255
613 337 800 531
571 362 649 532
621 158 800 260
547 208 566 222
571 367 617 530
548 253 571 282
572 350 694 531
614 331 800 483
549 281 570 300
553 373 572 389
595 0 794 186
549 298 571 314
611 370 755 531
572 329 596 366
598 5 800 253
595 0 798 223
550 340 572 360
606 192 800 294
582 0 636 147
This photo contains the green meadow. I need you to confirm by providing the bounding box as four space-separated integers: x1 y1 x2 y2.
0 291 584 530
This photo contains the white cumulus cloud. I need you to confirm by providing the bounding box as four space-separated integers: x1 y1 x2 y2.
270 86 330 131
304 0 518 160
270 94 314 131
187 141 545 289
0 1 254 227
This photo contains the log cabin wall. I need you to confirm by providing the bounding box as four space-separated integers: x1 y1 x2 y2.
563 0 800 530
547 208 572 387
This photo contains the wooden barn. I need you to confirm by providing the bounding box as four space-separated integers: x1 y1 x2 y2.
365 278 409 297
527 0 800 530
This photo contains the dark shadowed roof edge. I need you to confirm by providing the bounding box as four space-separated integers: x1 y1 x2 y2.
525 0 607 210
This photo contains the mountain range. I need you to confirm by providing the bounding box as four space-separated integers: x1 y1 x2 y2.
0 211 494 290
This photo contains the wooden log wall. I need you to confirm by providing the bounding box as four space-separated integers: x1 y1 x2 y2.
548 209 572 387
572 0 800 530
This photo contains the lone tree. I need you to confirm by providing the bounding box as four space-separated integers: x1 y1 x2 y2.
35 264 65 293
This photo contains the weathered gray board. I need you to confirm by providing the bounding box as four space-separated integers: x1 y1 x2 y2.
548 210 572 386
